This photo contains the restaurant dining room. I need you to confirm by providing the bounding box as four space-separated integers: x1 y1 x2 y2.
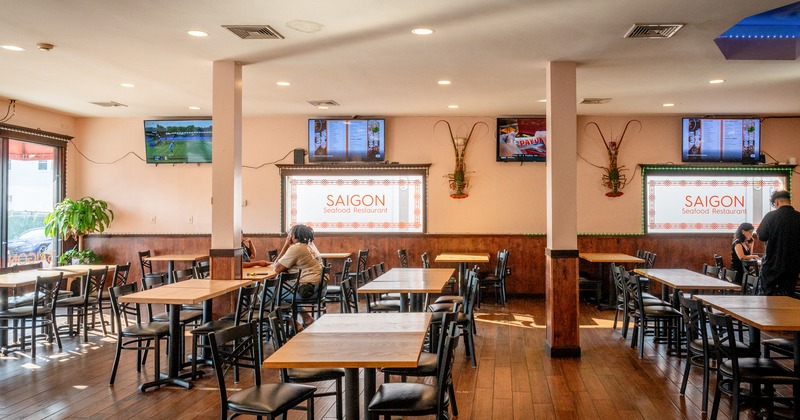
2 1 800 419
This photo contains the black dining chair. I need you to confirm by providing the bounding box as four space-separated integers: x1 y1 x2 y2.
208 322 317 420
706 309 800 420
0 272 63 360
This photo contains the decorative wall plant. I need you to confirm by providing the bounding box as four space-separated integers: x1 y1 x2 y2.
584 120 641 197
435 120 489 199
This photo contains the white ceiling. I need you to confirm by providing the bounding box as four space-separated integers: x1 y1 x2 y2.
0 0 798 119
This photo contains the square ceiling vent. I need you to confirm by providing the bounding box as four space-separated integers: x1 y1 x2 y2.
624 24 683 38
223 25 284 40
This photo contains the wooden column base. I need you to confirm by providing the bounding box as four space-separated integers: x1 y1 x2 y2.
208 248 244 318
545 248 581 357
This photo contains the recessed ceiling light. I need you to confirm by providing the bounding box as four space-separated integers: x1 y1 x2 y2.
448 105 459 109
709 79 725 84
188 106 201 110
318 106 329 110
437 80 451 85
662 103 675 107
120 83 135 88
537 99 547 103
2 45 25 51
411 28 434 35
276 81 291 86
188 30 208 37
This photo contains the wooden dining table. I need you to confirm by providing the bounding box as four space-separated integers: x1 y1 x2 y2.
357 268 454 312
580 252 645 309
118 278 253 391
435 252 489 296
696 294 800 420
143 253 210 283
634 268 741 301
263 312 431 420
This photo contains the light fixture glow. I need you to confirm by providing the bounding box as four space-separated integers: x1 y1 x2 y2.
537 99 547 103
318 106 329 110
709 79 725 84
437 80 451 85
120 83 135 88
2 45 25 51
411 28 434 35
276 81 291 86
188 106 201 110
187 30 208 37
662 103 675 107
448 105 459 109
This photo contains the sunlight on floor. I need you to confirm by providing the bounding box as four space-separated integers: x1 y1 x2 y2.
475 311 616 329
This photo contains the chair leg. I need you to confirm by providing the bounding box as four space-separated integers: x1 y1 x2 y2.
334 377 343 420
99 307 108 336
710 375 722 420
30 316 37 361
679 352 692 395
449 382 459 415
191 333 200 381
110 339 123 384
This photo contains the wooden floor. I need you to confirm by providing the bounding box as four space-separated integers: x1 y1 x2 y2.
0 296 793 419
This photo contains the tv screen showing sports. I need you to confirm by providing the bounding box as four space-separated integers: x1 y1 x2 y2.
308 119 385 163
496 117 547 162
144 119 212 164
682 117 760 163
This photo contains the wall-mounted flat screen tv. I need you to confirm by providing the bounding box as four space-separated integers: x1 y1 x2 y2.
682 117 760 163
496 117 547 162
308 119 385 163
144 119 212 164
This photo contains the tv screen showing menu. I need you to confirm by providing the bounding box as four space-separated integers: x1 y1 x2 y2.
682 117 760 163
308 119 385 163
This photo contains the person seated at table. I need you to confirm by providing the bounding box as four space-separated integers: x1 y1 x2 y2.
242 232 270 268
274 224 323 326
730 222 759 284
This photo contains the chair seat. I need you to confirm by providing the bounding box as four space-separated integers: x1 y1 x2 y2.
381 352 437 376
369 302 401 312
763 337 794 353
286 367 345 381
428 302 455 312
120 321 170 337
368 382 443 415
637 305 681 317
719 358 800 383
381 293 402 300
434 295 462 304
227 383 317 415
152 309 203 323
0 306 52 318
190 319 234 335
58 295 99 307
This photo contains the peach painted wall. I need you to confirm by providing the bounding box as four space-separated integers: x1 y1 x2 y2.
66 114 799 235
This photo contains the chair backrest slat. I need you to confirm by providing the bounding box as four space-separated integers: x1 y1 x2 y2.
397 249 409 268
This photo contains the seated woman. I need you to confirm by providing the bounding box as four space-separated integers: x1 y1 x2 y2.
242 233 270 268
274 224 323 325
731 222 759 284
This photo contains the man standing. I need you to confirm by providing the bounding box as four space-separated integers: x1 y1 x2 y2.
757 190 800 295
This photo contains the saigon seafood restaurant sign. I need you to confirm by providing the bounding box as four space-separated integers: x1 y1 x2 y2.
284 174 424 233
646 174 787 233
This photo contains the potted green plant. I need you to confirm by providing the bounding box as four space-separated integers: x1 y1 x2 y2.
59 246 101 265
44 197 114 263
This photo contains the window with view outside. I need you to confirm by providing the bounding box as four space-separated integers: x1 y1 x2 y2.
5 140 57 266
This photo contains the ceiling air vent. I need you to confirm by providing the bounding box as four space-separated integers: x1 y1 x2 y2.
307 100 340 107
580 98 612 105
624 23 683 39
223 25 285 40
90 101 128 107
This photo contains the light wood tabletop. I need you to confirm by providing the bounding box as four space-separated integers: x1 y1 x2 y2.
262 312 431 420
634 268 741 292
358 268 454 311
696 295 800 310
118 279 252 305
319 252 352 260
242 264 277 280
142 253 209 263
579 253 645 264
434 253 490 264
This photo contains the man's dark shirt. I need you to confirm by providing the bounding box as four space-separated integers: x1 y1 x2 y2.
756 204 800 292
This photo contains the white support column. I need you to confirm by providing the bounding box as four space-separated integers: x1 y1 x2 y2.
544 61 580 357
210 60 243 276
